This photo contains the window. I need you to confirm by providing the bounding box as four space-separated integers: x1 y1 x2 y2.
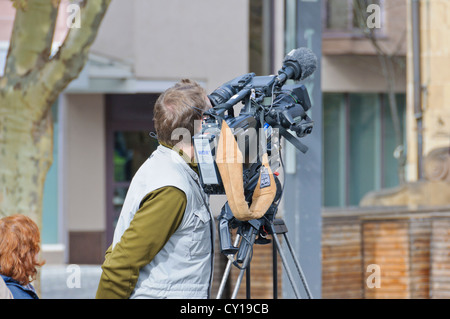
249 0 274 75
323 92 406 207
324 0 382 35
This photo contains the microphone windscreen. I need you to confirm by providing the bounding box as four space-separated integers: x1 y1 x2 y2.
284 47 318 81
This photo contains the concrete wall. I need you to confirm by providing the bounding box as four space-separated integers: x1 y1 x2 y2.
90 0 249 93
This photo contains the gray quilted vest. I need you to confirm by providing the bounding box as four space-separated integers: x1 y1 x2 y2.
112 145 214 298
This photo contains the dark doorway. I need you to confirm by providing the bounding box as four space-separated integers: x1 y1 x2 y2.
105 94 160 247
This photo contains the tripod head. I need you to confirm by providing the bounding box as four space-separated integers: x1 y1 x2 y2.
218 167 282 264
215 157 314 300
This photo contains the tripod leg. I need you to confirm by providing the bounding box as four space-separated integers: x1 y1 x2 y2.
246 264 251 299
231 231 257 299
270 225 302 299
216 234 241 299
283 233 313 299
273 239 278 299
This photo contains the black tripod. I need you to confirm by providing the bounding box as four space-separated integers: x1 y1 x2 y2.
216 218 313 299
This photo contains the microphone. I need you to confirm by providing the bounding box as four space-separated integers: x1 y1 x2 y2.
276 47 318 84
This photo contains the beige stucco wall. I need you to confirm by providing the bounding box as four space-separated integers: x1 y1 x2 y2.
322 0 408 94
90 0 249 93
406 0 450 181
322 0 407 56
63 94 106 232
88 0 135 64
322 55 406 93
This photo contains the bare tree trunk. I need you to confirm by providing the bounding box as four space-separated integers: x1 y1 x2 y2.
0 0 111 231
0 91 53 222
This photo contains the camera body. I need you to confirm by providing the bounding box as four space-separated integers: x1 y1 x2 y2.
193 72 313 196
192 51 316 257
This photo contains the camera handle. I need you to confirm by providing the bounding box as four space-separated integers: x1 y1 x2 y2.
275 125 309 154
218 203 239 255
207 88 252 119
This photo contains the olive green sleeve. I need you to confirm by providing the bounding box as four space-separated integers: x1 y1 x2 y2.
95 186 187 299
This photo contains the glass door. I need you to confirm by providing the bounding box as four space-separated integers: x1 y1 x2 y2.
105 94 159 246
112 131 159 231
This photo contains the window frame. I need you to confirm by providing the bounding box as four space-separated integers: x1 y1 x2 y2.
322 0 385 39
322 92 406 207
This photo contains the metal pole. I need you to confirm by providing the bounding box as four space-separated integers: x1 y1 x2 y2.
283 233 313 299
216 235 241 299
231 232 257 299
270 225 301 299
273 238 278 299
231 267 246 299
246 264 251 299
412 0 423 179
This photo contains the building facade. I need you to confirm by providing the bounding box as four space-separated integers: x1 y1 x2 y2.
322 0 408 207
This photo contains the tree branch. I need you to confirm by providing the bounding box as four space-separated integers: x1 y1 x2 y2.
3 0 59 82
25 0 111 119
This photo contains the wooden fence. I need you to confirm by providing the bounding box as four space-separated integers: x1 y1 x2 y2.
322 206 450 299
212 205 450 299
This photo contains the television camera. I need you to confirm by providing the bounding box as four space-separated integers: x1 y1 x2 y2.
192 47 317 299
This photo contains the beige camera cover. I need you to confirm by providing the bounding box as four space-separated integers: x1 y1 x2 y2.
216 120 277 221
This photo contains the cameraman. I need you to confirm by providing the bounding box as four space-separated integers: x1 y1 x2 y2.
96 79 214 299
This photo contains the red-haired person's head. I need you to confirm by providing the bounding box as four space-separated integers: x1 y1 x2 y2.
0 214 45 285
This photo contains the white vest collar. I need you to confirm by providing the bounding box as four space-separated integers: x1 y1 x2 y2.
157 145 199 182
